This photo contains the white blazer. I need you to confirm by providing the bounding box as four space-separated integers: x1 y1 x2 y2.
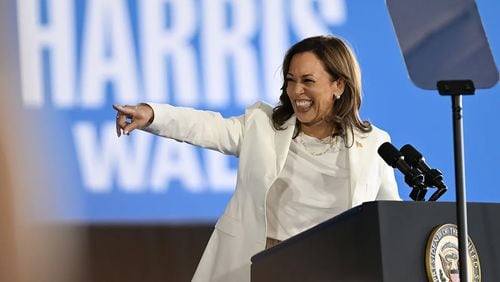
144 101 401 282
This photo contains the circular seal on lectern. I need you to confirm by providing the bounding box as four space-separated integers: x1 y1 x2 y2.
425 224 481 282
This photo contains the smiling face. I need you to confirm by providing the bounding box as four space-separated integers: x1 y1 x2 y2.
286 51 345 138
273 36 369 139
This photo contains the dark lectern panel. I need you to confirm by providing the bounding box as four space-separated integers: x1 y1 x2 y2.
251 201 500 282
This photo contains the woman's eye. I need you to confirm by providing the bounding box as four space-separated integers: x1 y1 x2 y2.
286 78 295 82
304 79 314 83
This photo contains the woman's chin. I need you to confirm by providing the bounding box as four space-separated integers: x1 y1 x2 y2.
296 112 315 123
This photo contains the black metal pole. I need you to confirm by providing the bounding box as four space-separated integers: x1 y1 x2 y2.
451 95 469 281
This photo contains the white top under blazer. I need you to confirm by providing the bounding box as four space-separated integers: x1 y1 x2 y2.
266 134 350 241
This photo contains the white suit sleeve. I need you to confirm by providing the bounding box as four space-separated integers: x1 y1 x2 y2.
142 103 245 157
376 133 402 201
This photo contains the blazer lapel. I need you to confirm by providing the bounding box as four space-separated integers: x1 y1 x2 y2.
347 128 368 208
273 116 296 179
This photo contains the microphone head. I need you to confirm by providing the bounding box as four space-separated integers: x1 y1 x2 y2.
400 144 423 167
378 142 403 168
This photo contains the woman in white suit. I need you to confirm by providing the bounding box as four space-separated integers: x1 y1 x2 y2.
114 35 401 282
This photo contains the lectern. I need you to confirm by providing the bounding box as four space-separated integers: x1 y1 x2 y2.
251 201 500 281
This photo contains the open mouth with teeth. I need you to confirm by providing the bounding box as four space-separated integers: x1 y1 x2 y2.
295 99 313 111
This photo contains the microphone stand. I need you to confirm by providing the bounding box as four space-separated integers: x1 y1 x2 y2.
437 80 475 282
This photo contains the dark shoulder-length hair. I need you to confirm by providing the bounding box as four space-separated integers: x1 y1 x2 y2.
272 35 372 142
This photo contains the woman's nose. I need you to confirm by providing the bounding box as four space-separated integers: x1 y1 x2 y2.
291 83 305 95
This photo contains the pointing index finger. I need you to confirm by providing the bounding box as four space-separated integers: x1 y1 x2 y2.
113 104 134 115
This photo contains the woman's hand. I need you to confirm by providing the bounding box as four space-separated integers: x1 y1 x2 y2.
113 103 154 137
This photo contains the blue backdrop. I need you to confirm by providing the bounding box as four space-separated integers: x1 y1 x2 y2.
13 0 499 222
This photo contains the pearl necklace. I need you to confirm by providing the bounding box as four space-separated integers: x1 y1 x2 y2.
296 132 338 156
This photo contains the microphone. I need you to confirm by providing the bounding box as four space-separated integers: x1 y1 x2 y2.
400 144 447 201
378 142 427 201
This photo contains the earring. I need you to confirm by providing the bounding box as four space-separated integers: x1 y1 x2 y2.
335 95 341 100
